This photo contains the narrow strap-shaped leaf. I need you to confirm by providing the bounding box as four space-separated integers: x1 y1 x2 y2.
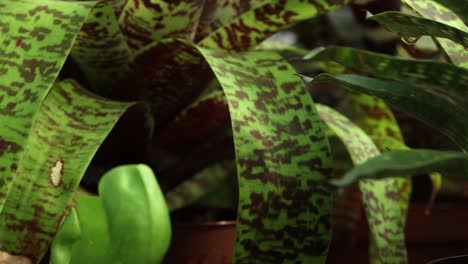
432 0 468 22
199 0 350 51
165 161 235 211
118 0 205 50
303 46 468 103
0 80 133 262
401 0 468 68
70 1 132 95
194 0 270 41
332 149 468 186
339 94 412 263
311 74 468 151
195 47 333 262
0 0 96 213
317 104 407 263
367 11 468 48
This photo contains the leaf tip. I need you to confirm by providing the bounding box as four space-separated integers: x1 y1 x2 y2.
365 10 374 20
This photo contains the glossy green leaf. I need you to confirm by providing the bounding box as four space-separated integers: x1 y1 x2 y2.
303 46 468 103
199 0 350 51
367 11 468 48
331 149 468 186
50 209 82 264
52 164 171 264
401 0 468 68
0 80 132 262
99 164 171 264
165 161 235 211
317 104 407 263
70 1 132 95
311 74 468 151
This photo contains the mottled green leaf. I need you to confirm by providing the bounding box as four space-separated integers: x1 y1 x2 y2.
331 149 468 186
0 80 132 262
199 0 350 51
367 11 468 48
303 46 468 104
401 0 468 68
118 0 205 51
0 0 96 210
165 161 235 211
70 1 132 95
311 74 468 151
196 47 333 263
317 104 407 263
432 0 468 22
194 0 270 41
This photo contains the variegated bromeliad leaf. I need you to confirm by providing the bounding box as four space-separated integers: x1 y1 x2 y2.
317 104 407 264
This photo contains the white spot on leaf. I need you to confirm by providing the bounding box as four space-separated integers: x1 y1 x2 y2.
50 159 64 187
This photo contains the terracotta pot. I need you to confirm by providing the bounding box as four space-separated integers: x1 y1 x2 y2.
164 221 236 264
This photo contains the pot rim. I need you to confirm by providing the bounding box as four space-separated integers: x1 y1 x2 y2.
173 220 236 227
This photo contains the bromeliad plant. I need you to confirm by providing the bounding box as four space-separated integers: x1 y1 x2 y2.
1 0 356 263
1 0 465 264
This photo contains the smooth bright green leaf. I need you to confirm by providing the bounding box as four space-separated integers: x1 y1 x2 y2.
367 11 468 48
0 80 132 262
311 74 468 151
70 1 132 95
401 0 468 68
50 209 82 264
53 164 171 264
317 104 407 263
303 46 468 104
199 0 350 51
165 161 235 211
99 164 171 264
331 149 468 186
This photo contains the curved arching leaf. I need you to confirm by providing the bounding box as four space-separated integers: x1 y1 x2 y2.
165 161 235 211
367 11 468 48
199 0 350 51
310 74 468 151
0 80 133 262
331 150 468 186
317 104 407 263
432 0 468 22
70 1 132 95
401 0 468 68
303 46 468 103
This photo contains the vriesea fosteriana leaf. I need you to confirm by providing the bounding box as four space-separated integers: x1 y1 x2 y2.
70 1 132 95
52 164 171 264
432 0 468 23
187 44 333 262
310 74 468 151
401 0 468 68
316 104 407 263
367 11 468 48
0 80 133 262
303 46 468 104
331 150 468 186
165 161 235 211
